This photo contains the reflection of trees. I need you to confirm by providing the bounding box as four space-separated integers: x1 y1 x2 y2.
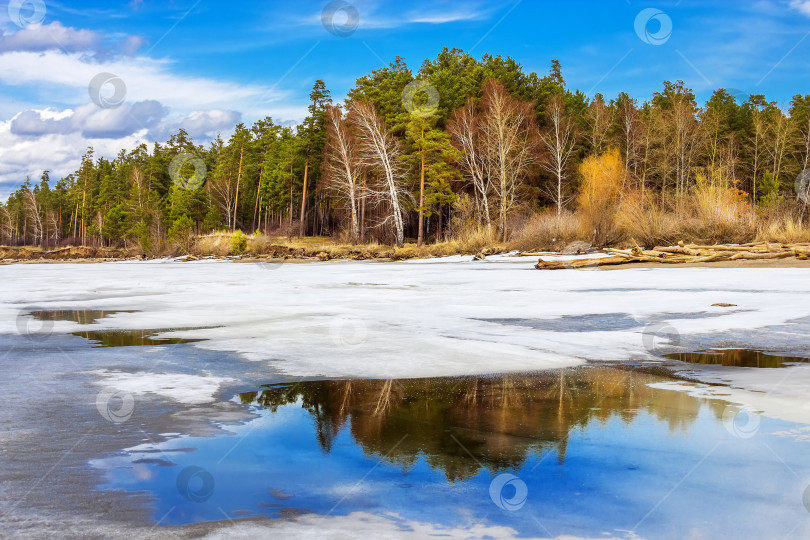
666 350 807 368
239 367 707 481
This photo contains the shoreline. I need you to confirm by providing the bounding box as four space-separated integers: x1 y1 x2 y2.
3 242 810 268
3 252 810 268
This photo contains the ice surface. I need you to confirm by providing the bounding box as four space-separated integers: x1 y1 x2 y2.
88 369 233 405
2 257 810 421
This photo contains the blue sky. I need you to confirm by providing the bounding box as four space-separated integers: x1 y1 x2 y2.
1 0 810 197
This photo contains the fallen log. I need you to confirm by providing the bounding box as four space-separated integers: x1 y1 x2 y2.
535 239 807 269
652 245 703 256
729 251 795 260
682 244 771 252
535 256 637 270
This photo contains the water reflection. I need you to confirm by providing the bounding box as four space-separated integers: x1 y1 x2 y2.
72 329 204 347
30 309 136 324
665 349 810 368
238 367 724 480
96 365 810 537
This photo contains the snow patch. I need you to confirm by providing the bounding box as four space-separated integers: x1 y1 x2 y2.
88 369 231 405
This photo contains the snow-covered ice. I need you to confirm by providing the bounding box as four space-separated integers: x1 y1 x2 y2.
2 255 810 421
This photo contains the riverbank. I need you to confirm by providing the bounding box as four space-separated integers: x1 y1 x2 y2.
5 242 810 269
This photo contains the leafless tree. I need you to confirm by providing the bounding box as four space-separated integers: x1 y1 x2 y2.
797 114 810 174
750 107 767 201
479 80 536 239
0 205 13 244
210 163 239 232
585 94 613 155
323 105 363 242
23 189 43 245
46 210 60 244
618 96 640 190
540 94 577 216
349 101 409 247
767 107 793 188
448 98 492 229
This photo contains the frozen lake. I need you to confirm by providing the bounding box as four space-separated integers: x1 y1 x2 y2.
2 257 810 538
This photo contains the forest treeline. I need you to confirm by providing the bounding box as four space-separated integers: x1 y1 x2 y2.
3 47 810 254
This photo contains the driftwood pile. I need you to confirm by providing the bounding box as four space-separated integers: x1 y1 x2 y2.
535 241 810 270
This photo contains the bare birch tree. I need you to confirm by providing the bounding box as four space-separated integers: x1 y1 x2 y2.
449 98 492 229
349 101 408 247
479 80 536 239
767 108 793 187
323 105 363 242
23 189 43 245
540 94 576 216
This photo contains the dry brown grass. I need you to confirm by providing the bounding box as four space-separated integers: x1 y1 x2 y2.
755 211 810 243
616 168 764 247
508 210 587 252
615 191 673 247
188 191 810 261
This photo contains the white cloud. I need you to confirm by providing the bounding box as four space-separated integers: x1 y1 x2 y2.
0 116 149 198
0 20 311 198
294 1 491 30
0 22 146 57
10 101 168 139
408 10 488 24
0 50 279 112
789 0 810 17
172 109 243 140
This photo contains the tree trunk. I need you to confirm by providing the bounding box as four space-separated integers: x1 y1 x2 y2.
299 161 309 237
232 145 244 231
417 127 425 247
